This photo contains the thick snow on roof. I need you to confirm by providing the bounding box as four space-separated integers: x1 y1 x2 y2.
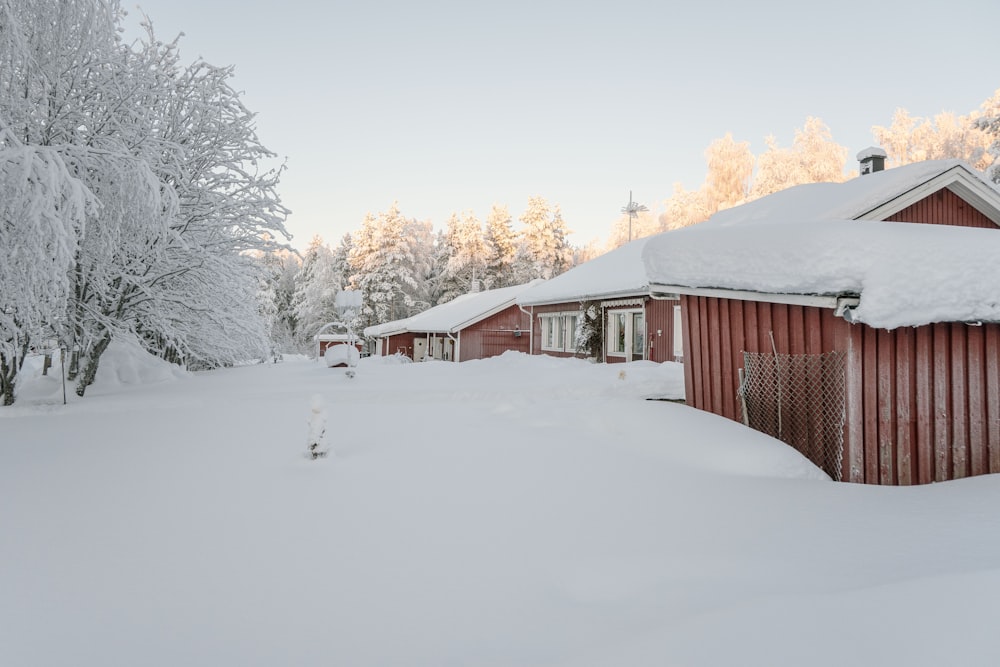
705 159 970 227
517 237 652 306
364 280 542 337
643 219 1000 329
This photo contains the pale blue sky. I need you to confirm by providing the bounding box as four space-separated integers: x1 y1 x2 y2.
124 0 1000 250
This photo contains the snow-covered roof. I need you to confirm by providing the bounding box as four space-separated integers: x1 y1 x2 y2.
643 218 1000 329
517 237 653 306
364 280 543 338
704 159 1000 228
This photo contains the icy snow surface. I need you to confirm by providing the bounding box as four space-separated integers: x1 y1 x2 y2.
3 347 1000 666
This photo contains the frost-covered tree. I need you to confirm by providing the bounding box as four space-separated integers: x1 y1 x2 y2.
437 210 488 302
255 248 300 354
518 196 573 280
483 203 518 288
348 204 423 328
293 236 340 352
0 134 94 405
0 0 289 399
752 118 848 198
703 133 754 213
875 107 992 171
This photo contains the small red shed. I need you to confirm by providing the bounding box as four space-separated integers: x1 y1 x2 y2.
363 281 539 362
645 158 1000 485
517 237 682 363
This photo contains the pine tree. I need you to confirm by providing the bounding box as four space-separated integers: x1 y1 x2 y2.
518 196 573 280
348 204 422 328
483 204 518 288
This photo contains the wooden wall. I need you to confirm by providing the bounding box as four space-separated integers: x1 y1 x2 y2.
887 188 999 229
459 305 531 361
845 322 1000 485
679 295 1000 485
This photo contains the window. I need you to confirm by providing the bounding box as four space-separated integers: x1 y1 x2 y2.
539 313 579 353
673 305 684 360
606 308 645 360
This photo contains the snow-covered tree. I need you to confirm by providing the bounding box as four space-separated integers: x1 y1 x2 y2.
752 118 848 198
518 196 574 280
875 107 992 171
292 237 340 352
977 89 1000 185
0 135 94 405
483 203 519 288
1 0 290 399
348 204 423 328
703 133 754 213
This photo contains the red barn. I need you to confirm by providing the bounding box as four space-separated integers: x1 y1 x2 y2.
645 156 1000 485
363 282 538 362
517 237 682 363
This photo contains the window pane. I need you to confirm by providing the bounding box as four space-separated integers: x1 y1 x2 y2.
632 312 645 356
616 313 626 353
566 316 578 351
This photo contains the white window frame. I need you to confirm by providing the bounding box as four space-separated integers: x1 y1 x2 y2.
672 304 684 361
539 312 579 353
606 307 645 360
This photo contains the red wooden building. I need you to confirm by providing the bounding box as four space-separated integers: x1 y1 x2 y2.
364 282 537 362
517 237 682 363
645 156 1000 485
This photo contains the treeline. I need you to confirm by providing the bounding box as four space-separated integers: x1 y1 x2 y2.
0 0 289 404
261 197 575 353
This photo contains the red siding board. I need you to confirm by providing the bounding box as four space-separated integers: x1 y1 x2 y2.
877 329 895 485
887 188 1000 229
914 328 935 484
967 325 987 476
950 324 970 478
987 326 1000 474
933 325 952 481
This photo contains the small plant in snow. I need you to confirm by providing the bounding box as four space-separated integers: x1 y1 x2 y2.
306 394 328 459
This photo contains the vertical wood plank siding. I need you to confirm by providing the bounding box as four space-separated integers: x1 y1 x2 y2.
680 295 1000 485
886 188 999 229
457 306 531 361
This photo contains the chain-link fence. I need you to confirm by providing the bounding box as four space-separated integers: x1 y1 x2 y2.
739 350 847 480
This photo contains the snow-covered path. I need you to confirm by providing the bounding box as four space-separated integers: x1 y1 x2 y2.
3 350 1000 666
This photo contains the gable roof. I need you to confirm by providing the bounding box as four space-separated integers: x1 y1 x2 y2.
517 236 653 306
364 280 543 338
705 159 1000 228
643 161 1000 329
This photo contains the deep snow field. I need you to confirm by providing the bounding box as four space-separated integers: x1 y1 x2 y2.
3 340 1000 666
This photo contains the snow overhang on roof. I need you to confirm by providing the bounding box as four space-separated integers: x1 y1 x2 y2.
517 237 652 306
363 280 544 338
642 218 1000 329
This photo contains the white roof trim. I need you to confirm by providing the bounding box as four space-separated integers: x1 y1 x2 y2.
858 165 1000 226
649 283 860 310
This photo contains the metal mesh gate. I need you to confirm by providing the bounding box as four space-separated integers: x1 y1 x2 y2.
739 350 847 480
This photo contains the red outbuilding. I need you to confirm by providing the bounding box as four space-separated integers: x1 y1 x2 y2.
645 154 1000 485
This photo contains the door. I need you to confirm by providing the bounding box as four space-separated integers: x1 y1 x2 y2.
413 338 427 362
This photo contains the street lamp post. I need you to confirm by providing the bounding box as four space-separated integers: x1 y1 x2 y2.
621 190 648 242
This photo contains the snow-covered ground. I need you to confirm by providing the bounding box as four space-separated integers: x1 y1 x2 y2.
3 343 1000 666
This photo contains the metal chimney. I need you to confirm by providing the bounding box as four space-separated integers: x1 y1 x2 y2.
857 147 887 175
